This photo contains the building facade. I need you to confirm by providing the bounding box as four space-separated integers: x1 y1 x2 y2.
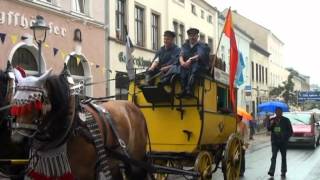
287 68 310 92
250 42 270 116
226 10 289 89
106 0 219 97
0 0 106 97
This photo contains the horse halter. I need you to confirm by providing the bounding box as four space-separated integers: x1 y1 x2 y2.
11 85 51 136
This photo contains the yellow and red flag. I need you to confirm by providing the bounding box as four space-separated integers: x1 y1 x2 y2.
224 8 239 112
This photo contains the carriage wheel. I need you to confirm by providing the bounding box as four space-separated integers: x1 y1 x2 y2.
194 151 213 180
223 133 242 180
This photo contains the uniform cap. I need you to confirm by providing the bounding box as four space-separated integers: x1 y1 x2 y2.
187 28 199 35
164 30 176 38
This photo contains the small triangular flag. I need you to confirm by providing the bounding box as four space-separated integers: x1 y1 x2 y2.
21 36 28 40
0 33 6 44
10 35 18 44
44 43 49 48
96 64 100 68
53 48 59 56
76 56 81 65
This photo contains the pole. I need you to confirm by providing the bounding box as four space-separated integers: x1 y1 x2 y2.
210 7 231 76
38 41 42 76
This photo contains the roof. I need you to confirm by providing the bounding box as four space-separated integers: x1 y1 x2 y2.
250 42 270 57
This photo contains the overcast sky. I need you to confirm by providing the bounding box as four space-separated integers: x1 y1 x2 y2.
211 0 320 85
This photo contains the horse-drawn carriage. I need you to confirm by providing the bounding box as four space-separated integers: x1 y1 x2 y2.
0 60 242 180
128 68 242 180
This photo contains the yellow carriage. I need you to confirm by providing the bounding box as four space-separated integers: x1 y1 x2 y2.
128 67 243 180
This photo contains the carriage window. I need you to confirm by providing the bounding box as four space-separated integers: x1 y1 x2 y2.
217 86 228 111
12 47 38 74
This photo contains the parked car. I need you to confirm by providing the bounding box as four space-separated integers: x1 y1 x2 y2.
283 112 320 148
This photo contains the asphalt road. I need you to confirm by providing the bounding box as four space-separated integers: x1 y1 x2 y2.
210 133 320 180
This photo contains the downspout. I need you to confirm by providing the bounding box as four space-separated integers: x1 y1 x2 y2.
105 0 110 96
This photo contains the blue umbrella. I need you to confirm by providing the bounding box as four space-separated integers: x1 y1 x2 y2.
258 101 289 113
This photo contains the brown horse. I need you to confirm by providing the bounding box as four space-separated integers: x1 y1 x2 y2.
11 69 148 180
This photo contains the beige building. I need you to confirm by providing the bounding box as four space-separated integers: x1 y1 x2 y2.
287 68 310 92
106 0 219 97
0 0 106 97
226 10 289 89
249 42 270 115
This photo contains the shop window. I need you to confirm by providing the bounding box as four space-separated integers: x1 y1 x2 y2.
12 47 38 75
115 72 129 100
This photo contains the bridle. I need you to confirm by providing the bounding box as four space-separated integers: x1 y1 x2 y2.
11 85 51 138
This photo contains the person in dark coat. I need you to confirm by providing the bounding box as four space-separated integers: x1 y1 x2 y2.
267 107 293 178
178 28 209 97
145 30 180 85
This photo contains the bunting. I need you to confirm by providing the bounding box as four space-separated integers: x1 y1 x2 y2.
53 48 59 56
76 56 81 65
0 33 5 44
10 35 18 44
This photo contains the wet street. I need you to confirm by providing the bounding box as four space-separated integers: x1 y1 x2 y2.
210 133 320 180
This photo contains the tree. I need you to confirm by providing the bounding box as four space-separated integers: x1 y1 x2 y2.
269 72 296 105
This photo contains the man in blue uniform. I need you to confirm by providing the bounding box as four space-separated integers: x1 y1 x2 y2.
145 30 180 85
179 28 210 97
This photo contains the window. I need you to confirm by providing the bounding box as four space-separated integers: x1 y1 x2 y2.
73 0 88 14
217 86 228 111
179 0 185 3
39 0 52 3
262 66 264 84
116 0 126 41
173 21 179 45
221 46 225 61
67 55 90 96
251 62 254 81
259 65 262 83
191 4 196 15
207 15 213 23
256 63 258 82
201 10 204 19
208 37 213 53
115 72 129 100
200 33 205 43
151 13 160 50
12 47 38 74
266 68 268 84
179 24 185 46
135 6 144 46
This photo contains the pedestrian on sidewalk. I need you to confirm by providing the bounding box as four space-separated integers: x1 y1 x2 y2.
249 112 256 140
237 114 249 177
267 107 293 178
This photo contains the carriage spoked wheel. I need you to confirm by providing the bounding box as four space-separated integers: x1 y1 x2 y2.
223 133 242 180
194 151 213 180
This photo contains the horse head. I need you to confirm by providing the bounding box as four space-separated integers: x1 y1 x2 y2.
11 67 74 149
11 69 53 138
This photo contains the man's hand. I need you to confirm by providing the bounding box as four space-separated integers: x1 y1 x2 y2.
160 65 171 72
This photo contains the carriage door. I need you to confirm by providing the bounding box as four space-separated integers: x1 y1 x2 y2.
66 54 91 96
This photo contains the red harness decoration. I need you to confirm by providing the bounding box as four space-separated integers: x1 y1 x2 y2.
10 100 43 116
28 170 75 180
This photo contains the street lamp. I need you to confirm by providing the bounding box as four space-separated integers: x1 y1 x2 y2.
30 15 49 75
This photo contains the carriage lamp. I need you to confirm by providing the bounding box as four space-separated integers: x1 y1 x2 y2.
30 15 50 75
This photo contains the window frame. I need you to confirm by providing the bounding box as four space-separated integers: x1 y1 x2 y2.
207 15 213 23
178 24 185 46
208 37 213 53
116 0 126 41
151 12 160 50
135 5 145 47
191 4 197 16
72 0 89 16
201 10 205 19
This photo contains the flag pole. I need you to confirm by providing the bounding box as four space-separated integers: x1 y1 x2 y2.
210 7 231 76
